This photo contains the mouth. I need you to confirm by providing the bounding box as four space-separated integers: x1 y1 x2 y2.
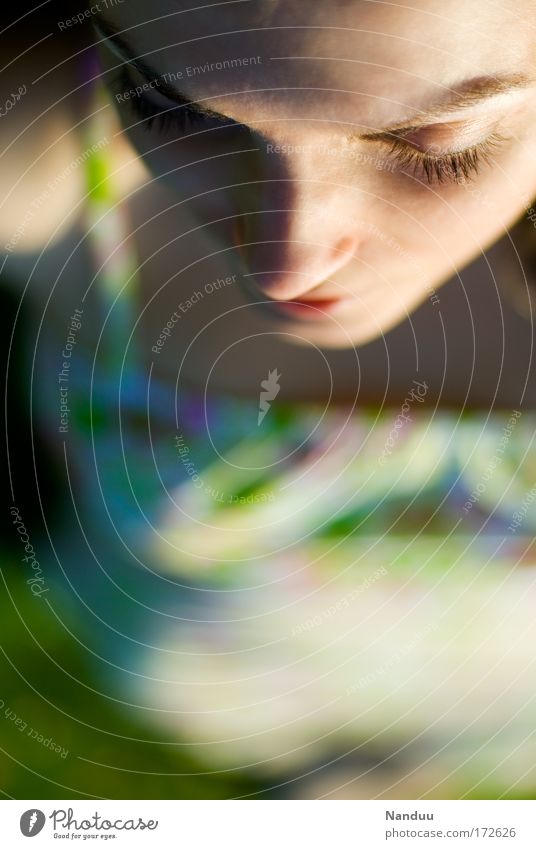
237 274 351 321
264 296 350 320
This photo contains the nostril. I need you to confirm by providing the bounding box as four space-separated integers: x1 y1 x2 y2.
231 221 359 301
244 269 314 301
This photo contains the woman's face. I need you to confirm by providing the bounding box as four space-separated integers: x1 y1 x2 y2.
96 0 536 348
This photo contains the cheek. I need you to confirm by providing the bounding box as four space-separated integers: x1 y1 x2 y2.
441 137 536 242
124 128 257 205
378 130 536 257
392 182 501 269
358 192 483 290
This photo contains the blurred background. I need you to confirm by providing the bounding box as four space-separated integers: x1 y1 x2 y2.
2 2 536 802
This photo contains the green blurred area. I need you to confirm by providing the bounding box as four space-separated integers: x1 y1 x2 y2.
0 553 265 800
0 274 263 800
2 283 535 801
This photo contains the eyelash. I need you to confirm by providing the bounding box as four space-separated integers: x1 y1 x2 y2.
112 67 505 186
112 67 230 134
383 131 506 185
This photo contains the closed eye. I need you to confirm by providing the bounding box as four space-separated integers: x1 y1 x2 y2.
111 66 245 136
110 57 506 184
370 129 508 185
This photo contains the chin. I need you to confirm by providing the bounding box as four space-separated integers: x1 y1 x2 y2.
277 322 381 349
276 309 407 349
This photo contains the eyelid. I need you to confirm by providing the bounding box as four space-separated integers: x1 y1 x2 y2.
359 86 529 141
360 95 522 147
377 130 507 185
140 87 241 130
112 66 248 137
363 126 423 141
140 85 224 122
364 120 484 146
96 27 234 126
123 62 221 118
363 112 504 157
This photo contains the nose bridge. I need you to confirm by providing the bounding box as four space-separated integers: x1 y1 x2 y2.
251 174 344 243
250 141 354 242
239 161 357 300
236 149 359 298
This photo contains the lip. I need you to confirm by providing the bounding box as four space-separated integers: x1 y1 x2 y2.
266 297 349 320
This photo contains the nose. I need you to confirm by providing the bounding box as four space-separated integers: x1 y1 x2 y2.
234 180 360 302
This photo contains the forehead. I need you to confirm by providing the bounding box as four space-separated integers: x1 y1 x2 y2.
103 0 535 123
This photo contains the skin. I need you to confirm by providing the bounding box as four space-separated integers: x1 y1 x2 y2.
2 1 536 402
2 6 535 795
93 0 536 353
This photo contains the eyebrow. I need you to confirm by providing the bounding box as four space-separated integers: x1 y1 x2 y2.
94 15 535 135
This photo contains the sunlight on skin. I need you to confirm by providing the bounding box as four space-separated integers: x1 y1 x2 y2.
93 0 536 347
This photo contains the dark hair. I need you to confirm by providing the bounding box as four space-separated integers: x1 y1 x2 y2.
0 1 76 28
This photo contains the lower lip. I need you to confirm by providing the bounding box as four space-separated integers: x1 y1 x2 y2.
268 298 348 319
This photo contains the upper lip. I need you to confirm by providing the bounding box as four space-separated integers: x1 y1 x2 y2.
237 274 347 307
288 296 344 304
